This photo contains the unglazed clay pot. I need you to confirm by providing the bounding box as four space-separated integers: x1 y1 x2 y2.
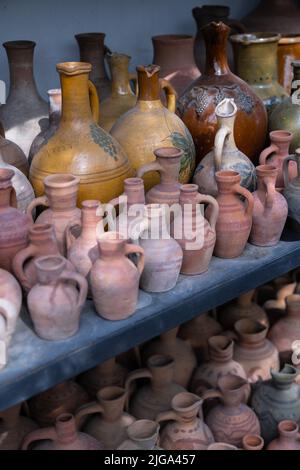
278 35 300 94
249 165 288 247
242 0 300 35
193 98 256 197
27 255 88 341
111 65 196 189
22 413 103 450
0 404 38 450
125 419 160 450
125 354 186 420
0 132 29 176
242 435 264 451
283 148 300 231
141 326 197 388
267 420 300 450
157 392 214 450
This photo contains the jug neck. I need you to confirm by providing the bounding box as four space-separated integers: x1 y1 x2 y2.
236 290 255 307
75 33 108 81
55 414 78 445
98 233 127 260
35 255 66 285
96 387 126 423
269 131 292 156
256 168 277 193
271 365 297 389
80 200 102 240
208 336 234 363
124 178 145 207
203 22 230 76
44 174 79 212
148 355 175 391
29 223 58 248
108 53 133 96
216 171 241 195
137 65 161 102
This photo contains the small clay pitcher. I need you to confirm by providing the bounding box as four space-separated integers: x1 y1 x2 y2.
242 435 264 451
283 148 300 231
267 420 300 450
0 404 38 450
278 35 300 94
0 131 29 176
125 419 160 450
27 255 88 341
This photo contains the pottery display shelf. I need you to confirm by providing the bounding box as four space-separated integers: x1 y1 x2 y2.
1 229 300 410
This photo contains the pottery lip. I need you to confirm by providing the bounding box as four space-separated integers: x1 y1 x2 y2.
152 34 195 46
256 165 278 178
81 199 100 210
234 318 267 343
29 223 54 239
0 168 14 185
127 419 159 442
124 177 144 187
34 255 66 282
3 40 36 49
136 64 160 77
242 434 264 450
171 392 203 415
154 147 183 160
278 420 299 437
96 385 126 402
271 364 298 386
55 413 77 443
279 34 300 45
269 130 293 143
44 173 80 189
215 170 240 184
56 62 92 75
75 32 106 42
147 353 174 369
230 32 281 45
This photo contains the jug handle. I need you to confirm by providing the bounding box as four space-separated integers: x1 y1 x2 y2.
156 410 179 424
233 184 254 217
129 73 138 95
228 19 246 34
125 243 145 275
12 245 37 291
26 195 49 223
75 402 104 429
65 219 81 252
201 389 223 401
196 193 219 231
214 126 231 171
283 154 297 188
264 177 276 210
55 271 88 310
88 80 100 123
21 426 57 450
259 144 279 165
124 368 152 412
137 160 164 180
159 78 176 113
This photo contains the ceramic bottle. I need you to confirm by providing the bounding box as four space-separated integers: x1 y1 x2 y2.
0 131 29 176
0 404 38 450
283 148 300 231
278 35 300 94
267 420 300 450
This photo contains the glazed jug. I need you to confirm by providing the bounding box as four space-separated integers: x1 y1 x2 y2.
249 165 288 247
157 392 214 450
0 131 29 176
193 98 256 197
178 22 267 165
278 35 300 94
29 61 133 205
27 255 88 341
0 404 37 450
0 40 48 157
111 65 196 189
213 170 253 259
267 420 300 450
242 0 300 35
283 148 300 231
242 435 264 451
124 420 160 450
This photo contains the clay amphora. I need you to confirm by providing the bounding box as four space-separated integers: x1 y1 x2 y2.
29 61 133 205
0 131 29 176
0 41 48 157
267 420 300 450
124 420 160 450
278 35 300 94
283 148 300 231
27 255 88 341
242 0 300 35
0 404 38 450
193 98 256 197
242 434 264 451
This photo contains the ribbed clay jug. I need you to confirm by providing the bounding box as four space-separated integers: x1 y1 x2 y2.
0 404 38 450
0 131 29 176
267 420 300 450
283 148 300 231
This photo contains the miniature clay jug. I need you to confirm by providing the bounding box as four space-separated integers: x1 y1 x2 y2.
111 65 196 189
193 98 256 197
242 0 300 35
27 255 88 341
0 41 48 157
0 404 38 450
0 131 29 176
278 35 300 94
267 420 300 450
29 61 133 204
157 392 214 450
121 420 160 450
283 148 300 231
242 434 264 451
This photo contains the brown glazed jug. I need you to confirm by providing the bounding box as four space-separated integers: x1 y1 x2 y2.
75 386 135 450
213 170 253 259
0 404 38 450
267 420 300 450
27 255 88 341
125 354 186 421
242 434 264 451
0 131 29 176
157 392 214 450
0 41 48 157
278 35 300 94
178 22 267 165
242 0 300 35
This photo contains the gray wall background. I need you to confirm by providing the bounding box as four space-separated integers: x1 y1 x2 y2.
0 0 259 98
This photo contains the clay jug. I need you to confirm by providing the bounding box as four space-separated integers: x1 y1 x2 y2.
99 53 137 132
0 41 48 157
233 319 280 382
75 32 111 101
141 326 197 388
157 392 214 450
250 165 288 247
278 35 300 94
213 170 253 259
0 131 29 176
193 98 256 197
242 0 300 35
125 354 186 420
178 22 267 165
0 168 31 272
22 413 103 450
27 255 88 341
75 386 135 450
0 404 38 450
29 61 133 205
152 35 200 96
123 420 160 450
111 65 196 189
27 173 81 255
267 420 300 450
203 375 261 447
242 435 264 451
283 148 300 231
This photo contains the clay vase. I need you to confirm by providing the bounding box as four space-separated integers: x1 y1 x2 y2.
125 354 186 420
29 61 133 205
259 130 296 189
29 89 61 164
283 148 300 231
75 32 111 101
157 392 214 450
0 41 48 158
124 420 160 450
27 255 88 341
27 173 81 255
267 420 300 450
75 386 135 450
0 132 29 176
251 364 300 444
99 53 137 132
111 65 196 189
0 168 31 272
278 35 300 94
193 98 256 197
22 413 103 450
249 165 288 247
203 375 261 447
152 35 200 96
141 326 197 388
242 435 264 451
177 22 267 165
242 0 300 35
233 319 280 382
0 404 38 450
213 171 253 259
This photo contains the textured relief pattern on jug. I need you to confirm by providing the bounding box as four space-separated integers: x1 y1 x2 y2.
169 129 196 180
90 123 118 160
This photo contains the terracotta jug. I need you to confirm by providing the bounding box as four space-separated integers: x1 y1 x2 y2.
0 41 48 157
278 35 300 94
283 148 300 231
111 65 196 189
193 98 256 197
0 168 31 272
0 404 38 450
29 61 133 205
233 319 280 382
242 435 264 451
152 35 200 96
250 165 288 247
27 255 88 341
27 173 81 255
99 53 137 132
141 326 197 388
213 170 253 259
242 0 300 35
267 420 300 450
22 413 103 450
75 386 135 450
125 354 186 420
124 420 160 450
203 375 261 447
0 131 29 176
157 392 214 450
178 22 267 165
